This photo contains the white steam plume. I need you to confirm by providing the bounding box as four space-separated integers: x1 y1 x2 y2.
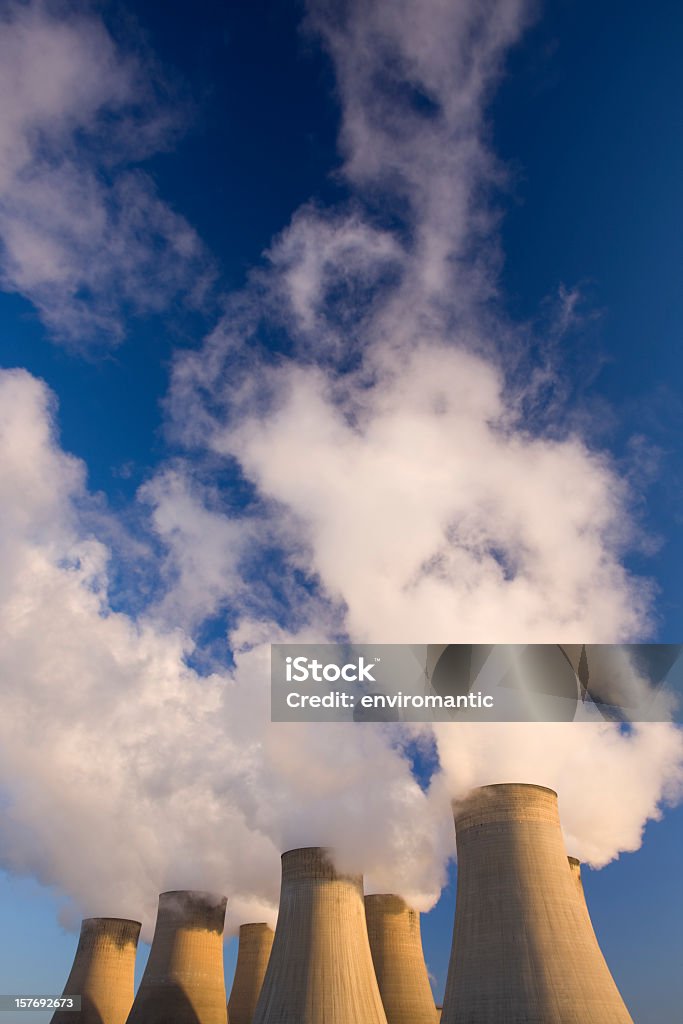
166 0 683 885
0 370 448 936
0 0 212 347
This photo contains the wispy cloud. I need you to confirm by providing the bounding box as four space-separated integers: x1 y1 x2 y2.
0 0 212 347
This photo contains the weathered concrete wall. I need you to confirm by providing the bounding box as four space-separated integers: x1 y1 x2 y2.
228 923 274 1024
253 847 388 1024
442 783 634 1024
126 890 227 1024
51 917 140 1024
365 894 438 1024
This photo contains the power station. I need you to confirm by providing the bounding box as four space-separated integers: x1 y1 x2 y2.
126 890 228 1024
43 788 636 1024
252 847 388 1024
51 917 140 1024
365 894 438 1024
440 783 634 1023
228 922 275 1024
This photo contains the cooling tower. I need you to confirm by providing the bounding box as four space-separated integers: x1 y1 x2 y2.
568 855 585 898
252 847 388 1024
228 923 275 1024
51 917 141 1024
126 890 228 1024
442 784 633 1024
365 894 438 1024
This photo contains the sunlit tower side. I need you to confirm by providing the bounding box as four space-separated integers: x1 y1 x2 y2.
253 847 388 1024
365 894 439 1024
228 923 275 1024
51 917 141 1024
441 783 634 1024
126 890 228 1024
568 855 585 898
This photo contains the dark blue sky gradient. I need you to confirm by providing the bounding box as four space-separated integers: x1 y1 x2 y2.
492 0 683 636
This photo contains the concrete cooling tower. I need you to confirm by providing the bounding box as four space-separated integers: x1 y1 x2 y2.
441 784 633 1024
365 894 438 1024
50 917 141 1024
252 847 388 1024
228 923 275 1024
126 890 228 1024
568 855 585 898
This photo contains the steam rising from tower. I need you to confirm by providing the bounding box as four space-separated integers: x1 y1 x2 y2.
253 847 388 1024
441 784 634 1023
126 890 228 1024
228 923 275 1024
51 917 141 1024
365 894 438 1024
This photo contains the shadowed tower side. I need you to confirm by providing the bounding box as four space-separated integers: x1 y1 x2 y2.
51 917 141 1024
126 890 228 1024
228 923 274 1024
365 895 438 1024
442 784 634 1024
252 847 388 1024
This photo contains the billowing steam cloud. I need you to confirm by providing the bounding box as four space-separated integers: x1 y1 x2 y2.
0 0 682 943
0 372 448 933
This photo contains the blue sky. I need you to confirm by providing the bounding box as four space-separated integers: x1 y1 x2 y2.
0 1 682 1021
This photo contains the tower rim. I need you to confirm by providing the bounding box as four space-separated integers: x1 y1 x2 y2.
453 782 558 800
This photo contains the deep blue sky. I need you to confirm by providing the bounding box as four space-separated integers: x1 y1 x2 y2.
1 1 682 1020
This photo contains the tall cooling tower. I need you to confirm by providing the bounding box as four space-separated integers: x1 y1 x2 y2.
51 917 141 1024
365 894 438 1024
442 784 634 1024
126 890 228 1024
228 923 274 1024
566 856 620 962
252 847 388 1024
568 855 585 898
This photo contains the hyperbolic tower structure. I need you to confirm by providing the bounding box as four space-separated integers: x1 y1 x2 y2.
441 784 634 1024
252 847 388 1024
365 894 438 1024
228 922 275 1024
126 890 228 1024
568 855 585 898
51 917 141 1024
